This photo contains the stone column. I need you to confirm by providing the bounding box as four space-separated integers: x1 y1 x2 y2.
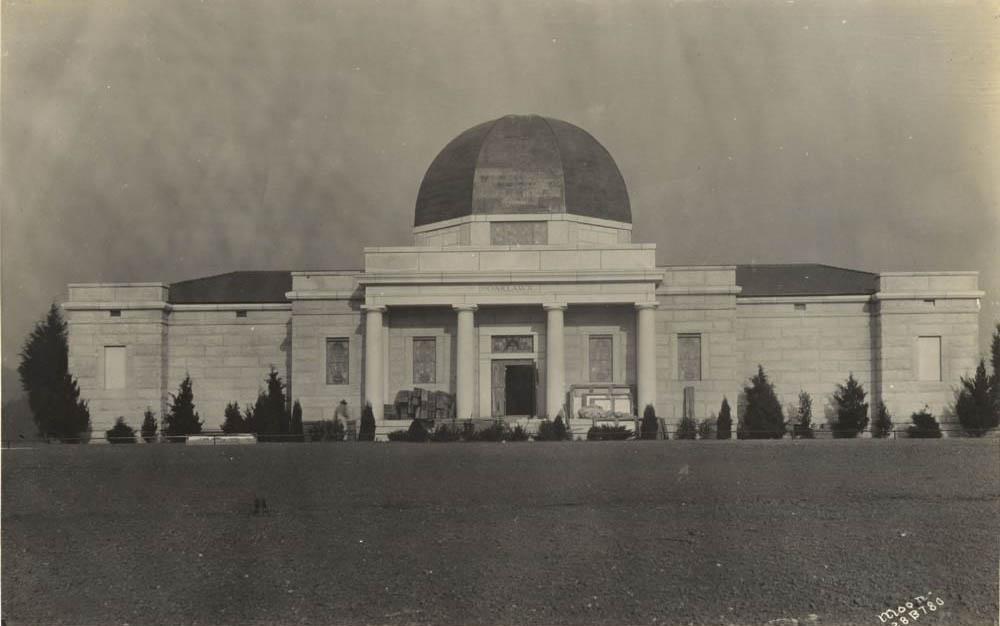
636 302 659 413
453 304 478 420
363 305 387 420
544 304 567 419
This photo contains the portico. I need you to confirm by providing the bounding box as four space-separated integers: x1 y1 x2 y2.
354 240 661 424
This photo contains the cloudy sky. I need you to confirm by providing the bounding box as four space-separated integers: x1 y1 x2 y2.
2 0 998 395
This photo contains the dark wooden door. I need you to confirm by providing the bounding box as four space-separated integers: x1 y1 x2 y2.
505 364 536 416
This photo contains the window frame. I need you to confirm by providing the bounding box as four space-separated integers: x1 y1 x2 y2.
325 337 350 385
588 334 614 383
412 336 437 384
677 333 703 382
104 345 127 390
916 335 942 382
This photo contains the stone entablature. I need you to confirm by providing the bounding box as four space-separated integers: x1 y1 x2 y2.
364 242 656 274
412 212 632 248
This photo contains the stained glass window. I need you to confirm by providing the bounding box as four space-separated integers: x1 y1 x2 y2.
678 334 702 381
589 335 613 382
413 337 436 384
492 335 534 353
326 338 349 385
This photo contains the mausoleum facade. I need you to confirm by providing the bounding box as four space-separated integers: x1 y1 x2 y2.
64 115 984 438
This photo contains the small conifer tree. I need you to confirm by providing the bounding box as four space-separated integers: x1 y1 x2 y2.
243 404 256 434
140 407 158 443
105 417 137 444
990 323 1000 419
832 373 869 438
253 368 290 441
553 413 570 440
163 374 202 442
18 304 91 442
716 397 732 440
793 391 814 439
407 418 429 442
908 407 942 438
221 402 246 434
290 400 304 441
697 418 715 440
871 401 893 439
955 360 998 437
640 404 659 440
358 402 376 441
743 366 785 439
676 416 698 440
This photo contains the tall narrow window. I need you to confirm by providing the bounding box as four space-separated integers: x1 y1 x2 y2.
413 337 437 384
326 338 350 385
589 335 613 382
104 346 126 390
677 334 702 381
917 336 941 381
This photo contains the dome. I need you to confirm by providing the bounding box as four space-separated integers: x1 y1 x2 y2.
414 115 631 227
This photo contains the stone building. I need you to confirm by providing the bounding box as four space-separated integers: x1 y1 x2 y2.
64 115 984 438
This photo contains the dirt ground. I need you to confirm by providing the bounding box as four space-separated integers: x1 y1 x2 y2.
2 439 997 626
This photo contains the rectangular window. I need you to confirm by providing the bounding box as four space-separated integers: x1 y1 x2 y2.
794 303 807 311
589 335 613 382
490 221 547 245
677 334 702 381
109 309 121 317
917 336 941 381
236 310 248 318
326 338 350 385
104 346 126 390
412 337 436 384
491 335 534 353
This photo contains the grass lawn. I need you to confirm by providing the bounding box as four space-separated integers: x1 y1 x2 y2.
3 439 998 625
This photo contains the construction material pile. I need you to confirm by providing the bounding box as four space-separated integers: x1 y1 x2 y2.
392 388 456 420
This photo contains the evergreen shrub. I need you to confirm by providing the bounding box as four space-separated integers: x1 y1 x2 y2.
586 425 632 441
105 417 136 444
908 409 942 439
640 404 659 440
140 408 158 443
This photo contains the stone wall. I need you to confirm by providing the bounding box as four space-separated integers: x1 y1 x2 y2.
289 298 366 422
875 272 982 432
166 307 291 430
564 304 636 398
735 298 874 432
386 308 457 401
653 267 740 427
66 306 168 437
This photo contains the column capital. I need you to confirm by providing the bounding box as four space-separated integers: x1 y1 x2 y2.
542 303 568 312
635 302 659 311
361 304 387 313
452 304 478 312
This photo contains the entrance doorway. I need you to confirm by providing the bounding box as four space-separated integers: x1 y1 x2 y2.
491 359 537 417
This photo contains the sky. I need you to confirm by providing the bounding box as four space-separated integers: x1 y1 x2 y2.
2 0 998 399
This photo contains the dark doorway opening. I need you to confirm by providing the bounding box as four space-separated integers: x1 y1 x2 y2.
505 364 536 416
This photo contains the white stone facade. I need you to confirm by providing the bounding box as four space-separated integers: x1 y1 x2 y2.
63 116 984 439
64 249 983 439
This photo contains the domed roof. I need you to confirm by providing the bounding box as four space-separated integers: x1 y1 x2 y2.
414 115 631 227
